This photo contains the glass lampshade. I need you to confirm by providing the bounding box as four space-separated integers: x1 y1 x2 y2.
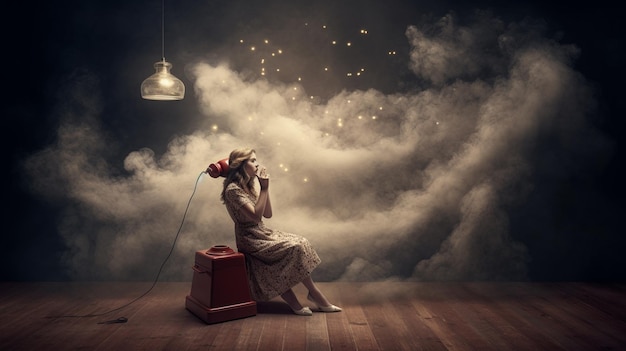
141 60 185 100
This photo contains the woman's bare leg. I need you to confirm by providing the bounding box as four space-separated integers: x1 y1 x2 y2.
281 288 312 316
280 288 304 310
301 276 333 307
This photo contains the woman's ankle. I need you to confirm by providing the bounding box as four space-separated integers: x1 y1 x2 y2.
281 290 303 310
307 290 331 307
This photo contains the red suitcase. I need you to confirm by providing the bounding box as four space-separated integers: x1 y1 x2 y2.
185 245 257 324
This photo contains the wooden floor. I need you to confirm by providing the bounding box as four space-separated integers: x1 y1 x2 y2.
1 281 625 350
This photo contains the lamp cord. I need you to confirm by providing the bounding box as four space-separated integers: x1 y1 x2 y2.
161 0 165 61
46 171 206 323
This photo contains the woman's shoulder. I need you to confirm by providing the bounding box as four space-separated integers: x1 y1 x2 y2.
226 182 242 191
225 182 246 196
224 181 253 205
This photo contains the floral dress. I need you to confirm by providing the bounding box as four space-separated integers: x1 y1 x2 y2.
224 182 321 301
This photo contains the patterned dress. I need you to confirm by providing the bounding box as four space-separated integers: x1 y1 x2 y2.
224 182 321 301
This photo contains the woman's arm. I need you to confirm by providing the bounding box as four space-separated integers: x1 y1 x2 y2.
263 189 273 218
240 167 272 222
258 166 272 218
238 187 268 223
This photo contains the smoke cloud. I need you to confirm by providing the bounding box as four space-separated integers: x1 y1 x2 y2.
23 10 608 282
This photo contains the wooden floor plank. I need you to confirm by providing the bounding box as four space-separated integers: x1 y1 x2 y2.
568 283 626 323
343 304 379 351
231 313 263 351
1 282 625 351
451 283 542 351
529 283 626 350
393 297 447 351
325 308 356 351
415 283 494 351
282 310 308 350
313 283 356 351
363 298 434 351
92 285 189 351
257 313 286 351
566 283 626 347
461 282 565 351
465 283 592 351
305 313 331 350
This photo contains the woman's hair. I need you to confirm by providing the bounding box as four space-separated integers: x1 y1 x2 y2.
221 147 256 203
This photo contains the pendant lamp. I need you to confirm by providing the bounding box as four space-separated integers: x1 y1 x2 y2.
141 0 185 100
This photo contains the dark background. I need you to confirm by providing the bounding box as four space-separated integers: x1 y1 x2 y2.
4 0 624 281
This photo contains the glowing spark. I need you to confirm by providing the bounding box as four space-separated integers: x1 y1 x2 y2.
360 29 368 34
211 124 218 131
250 46 256 51
303 178 309 183
264 39 269 44
332 40 337 45
346 42 352 46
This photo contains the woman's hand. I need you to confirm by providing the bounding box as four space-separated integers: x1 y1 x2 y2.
257 166 270 190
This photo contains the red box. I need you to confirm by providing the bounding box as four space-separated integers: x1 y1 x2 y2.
185 245 257 324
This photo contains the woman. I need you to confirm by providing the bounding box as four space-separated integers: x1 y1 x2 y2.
221 148 341 316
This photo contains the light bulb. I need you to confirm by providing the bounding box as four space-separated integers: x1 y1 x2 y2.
141 60 185 101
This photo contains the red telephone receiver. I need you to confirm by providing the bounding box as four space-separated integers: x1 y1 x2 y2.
206 158 229 178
